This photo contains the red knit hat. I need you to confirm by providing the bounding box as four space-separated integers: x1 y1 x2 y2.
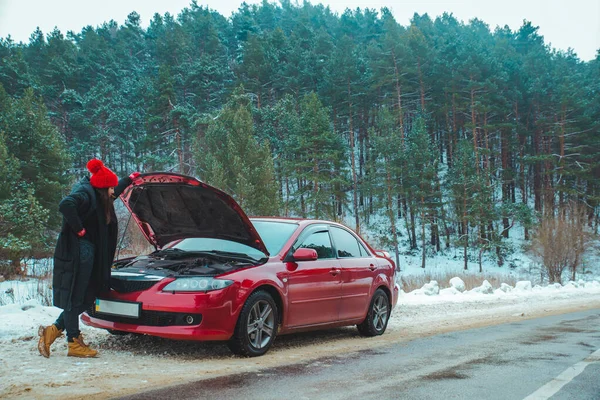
87 159 118 188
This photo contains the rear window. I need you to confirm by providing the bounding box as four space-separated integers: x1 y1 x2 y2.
252 220 298 255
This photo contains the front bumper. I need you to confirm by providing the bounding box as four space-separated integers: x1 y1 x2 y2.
81 312 232 341
81 282 240 341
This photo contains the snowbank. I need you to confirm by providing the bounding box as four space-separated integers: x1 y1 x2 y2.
1 276 599 344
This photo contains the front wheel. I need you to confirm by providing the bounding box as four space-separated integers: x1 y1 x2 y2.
227 291 278 357
357 288 390 337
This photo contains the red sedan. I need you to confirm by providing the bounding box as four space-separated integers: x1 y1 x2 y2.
82 173 399 356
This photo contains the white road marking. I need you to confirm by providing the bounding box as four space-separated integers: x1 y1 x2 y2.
523 348 600 400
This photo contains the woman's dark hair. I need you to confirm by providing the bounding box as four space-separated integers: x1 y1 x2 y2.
95 188 115 224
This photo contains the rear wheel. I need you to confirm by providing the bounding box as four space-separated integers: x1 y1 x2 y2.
357 288 390 337
227 291 278 357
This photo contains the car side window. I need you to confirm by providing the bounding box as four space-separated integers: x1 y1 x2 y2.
330 227 365 259
358 241 370 257
296 231 335 260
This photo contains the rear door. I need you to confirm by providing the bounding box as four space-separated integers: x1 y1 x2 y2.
330 226 376 321
285 225 341 327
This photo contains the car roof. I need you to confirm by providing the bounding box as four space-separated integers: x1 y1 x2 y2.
250 216 303 224
249 217 379 257
249 216 355 230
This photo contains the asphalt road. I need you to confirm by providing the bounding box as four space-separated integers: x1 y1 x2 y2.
118 309 600 400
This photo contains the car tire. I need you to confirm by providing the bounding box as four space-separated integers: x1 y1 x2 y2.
227 290 279 357
357 288 390 337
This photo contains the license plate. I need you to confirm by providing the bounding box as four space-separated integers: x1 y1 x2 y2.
95 299 140 318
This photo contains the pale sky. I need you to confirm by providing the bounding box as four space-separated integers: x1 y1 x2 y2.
0 0 598 61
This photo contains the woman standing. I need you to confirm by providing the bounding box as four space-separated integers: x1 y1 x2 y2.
38 159 139 358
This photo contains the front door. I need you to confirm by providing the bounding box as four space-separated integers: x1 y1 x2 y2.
285 227 341 327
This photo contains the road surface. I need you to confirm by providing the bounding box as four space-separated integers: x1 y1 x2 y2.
118 309 600 400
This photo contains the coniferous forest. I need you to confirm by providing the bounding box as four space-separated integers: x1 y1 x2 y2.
0 1 599 275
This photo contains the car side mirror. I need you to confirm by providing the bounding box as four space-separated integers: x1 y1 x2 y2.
292 248 318 261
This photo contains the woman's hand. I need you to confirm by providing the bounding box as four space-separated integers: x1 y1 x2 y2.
129 172 141 180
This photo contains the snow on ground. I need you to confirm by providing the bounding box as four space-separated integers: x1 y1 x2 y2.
1 237 599 398
1 274 600 399
1 275 600 343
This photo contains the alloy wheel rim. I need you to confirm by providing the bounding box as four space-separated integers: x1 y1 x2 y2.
372 295 388 331
246 300 275 349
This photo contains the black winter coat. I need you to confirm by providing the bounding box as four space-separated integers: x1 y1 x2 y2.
52 176 131 310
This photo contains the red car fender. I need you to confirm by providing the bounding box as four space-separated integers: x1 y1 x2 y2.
371 273 393 301
229 275 288 326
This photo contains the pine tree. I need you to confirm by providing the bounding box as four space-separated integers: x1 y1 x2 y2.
447 140 478 270
0 37 33 95
255 94 301 215
370 107 404 269
406 116 440 268
1 3 599 266
194 87 279 215
291 92 349 220
0 85 70 275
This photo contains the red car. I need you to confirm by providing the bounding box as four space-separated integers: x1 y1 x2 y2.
82 173 399 356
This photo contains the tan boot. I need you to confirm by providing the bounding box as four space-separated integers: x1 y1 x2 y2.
37 325 64 358
68 335 98 358
76 334 90 347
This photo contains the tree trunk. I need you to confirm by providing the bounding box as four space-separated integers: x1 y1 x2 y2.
391 49 405 144
418 58 426 111
471 85 479 174
483 110 489 170
463 185 468 270
463 223 468 271
313 158 319 218
409 198 417 249
175 127 183 174
358 111 365 208
348 80 360 234
299 178 306 217
430 215 440 251
385 164 400 271
533 124 543 213
402 196 412 245
516 102 529 240
501 123 510 238
543 134 554 214
440 200 450 249
421 196 426 269
284 176 290 216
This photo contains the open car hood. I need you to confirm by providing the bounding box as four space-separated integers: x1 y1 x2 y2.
119 173 269 255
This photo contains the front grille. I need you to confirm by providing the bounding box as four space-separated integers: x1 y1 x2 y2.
110 277 160 293
86 306 202 327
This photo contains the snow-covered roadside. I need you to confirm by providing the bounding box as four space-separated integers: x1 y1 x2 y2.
1 278 600 399
2 277 598 342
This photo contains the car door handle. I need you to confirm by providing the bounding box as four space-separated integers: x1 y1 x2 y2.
330 268 340 276
369 264 377 271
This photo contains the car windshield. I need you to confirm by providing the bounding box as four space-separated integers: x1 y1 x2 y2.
164 221 297 258
251 220 298 255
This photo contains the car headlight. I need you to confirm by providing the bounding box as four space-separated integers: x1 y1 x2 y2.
162 278 234 292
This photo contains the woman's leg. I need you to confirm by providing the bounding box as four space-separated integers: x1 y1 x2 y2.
53 312 65 331
63 239 95 342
